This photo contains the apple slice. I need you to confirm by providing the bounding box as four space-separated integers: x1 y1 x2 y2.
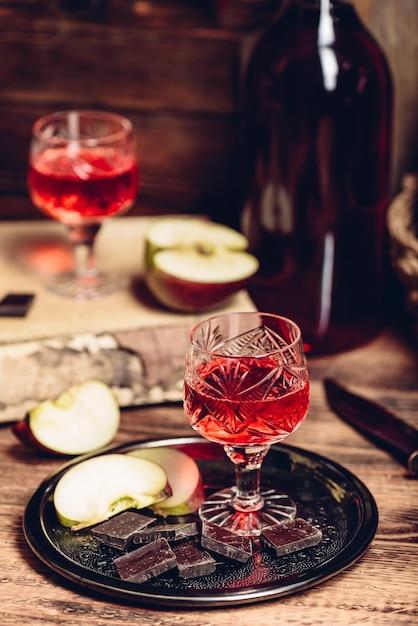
53 453 170 530
12 380 120 456
144 218 259 312
129 446 205 516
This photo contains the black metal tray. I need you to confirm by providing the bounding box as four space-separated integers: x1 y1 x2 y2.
23 436 378 607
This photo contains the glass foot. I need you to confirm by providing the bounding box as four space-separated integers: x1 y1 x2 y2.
198 487 297 537
46 270 129 300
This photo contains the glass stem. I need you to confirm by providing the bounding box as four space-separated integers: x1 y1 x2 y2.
224 445 270 512
67 224 101 279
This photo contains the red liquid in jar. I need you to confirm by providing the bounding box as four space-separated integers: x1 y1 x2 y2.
240 1 392 354
28 148 139 224
184 356 309 446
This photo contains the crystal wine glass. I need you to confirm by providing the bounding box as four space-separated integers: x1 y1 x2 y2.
28 110 139 300
184 311 309 537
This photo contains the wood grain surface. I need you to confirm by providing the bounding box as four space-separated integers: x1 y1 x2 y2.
1 326 417 625
0 0 416 220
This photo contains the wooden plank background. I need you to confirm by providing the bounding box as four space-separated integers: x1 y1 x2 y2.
0 0 416 221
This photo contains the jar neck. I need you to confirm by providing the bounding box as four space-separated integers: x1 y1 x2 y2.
286 0 352 6
272 0 361 32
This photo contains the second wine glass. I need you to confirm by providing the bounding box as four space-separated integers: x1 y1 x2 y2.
184 311 309 537
28 109 139 300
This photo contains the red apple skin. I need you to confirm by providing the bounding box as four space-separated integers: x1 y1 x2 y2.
11 415 63 456
146 267 251 312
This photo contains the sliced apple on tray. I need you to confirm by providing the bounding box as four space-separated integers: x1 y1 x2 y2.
53 446 204 530
53 454 170 530
144 217 259 312
129 446 205 516
12 380 120 456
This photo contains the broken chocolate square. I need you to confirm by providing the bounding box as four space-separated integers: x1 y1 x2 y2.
91 511 156 550
114 537 177 583
261 518 322 556
133 521 198 544
200 522 253 563
172 540 216 579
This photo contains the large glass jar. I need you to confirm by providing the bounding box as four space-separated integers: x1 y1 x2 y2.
240 0 392 354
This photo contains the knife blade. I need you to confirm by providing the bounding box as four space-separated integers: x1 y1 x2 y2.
324 378 418 476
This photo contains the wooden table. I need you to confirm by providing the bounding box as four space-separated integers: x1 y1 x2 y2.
0 222 417 625
1 327 417 625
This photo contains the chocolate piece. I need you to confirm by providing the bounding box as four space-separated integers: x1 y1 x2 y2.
200 522 253 563
0 293 34 317
114 537 176 583
172 540 216 579
91 511 156 550
261 518 322 556
133 522 198 544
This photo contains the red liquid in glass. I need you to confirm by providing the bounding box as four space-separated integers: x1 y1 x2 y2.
28 148 139 224
184 356 309 446
240 1 392 354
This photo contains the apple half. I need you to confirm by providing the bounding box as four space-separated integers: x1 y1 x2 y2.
53 453 170 530
129 446 205 516
144 218 259 312
12 380 120 456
